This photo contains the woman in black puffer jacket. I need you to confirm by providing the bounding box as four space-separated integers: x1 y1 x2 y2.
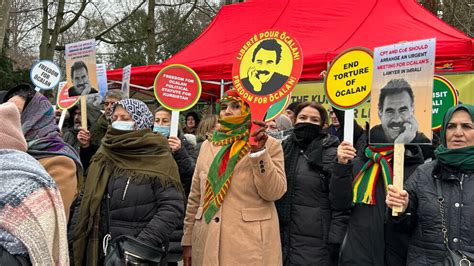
73 99 184 266
387 104 474 265
276 102 349 266
153 107 196 265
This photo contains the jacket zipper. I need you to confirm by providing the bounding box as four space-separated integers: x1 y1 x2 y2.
122 177 131 200
456 173 464 248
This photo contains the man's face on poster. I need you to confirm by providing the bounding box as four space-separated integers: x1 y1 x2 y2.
379 91 415 142
253 48 278 83
72 67 90 93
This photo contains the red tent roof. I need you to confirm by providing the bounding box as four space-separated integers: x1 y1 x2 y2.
108 0 474 96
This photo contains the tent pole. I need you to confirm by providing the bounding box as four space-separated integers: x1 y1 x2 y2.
220 79 224 98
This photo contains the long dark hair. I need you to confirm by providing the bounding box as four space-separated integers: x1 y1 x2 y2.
293 102 328 126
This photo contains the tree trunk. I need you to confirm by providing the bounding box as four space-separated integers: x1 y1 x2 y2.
147 0 156 64
0 0 11 53
39 0 50 59
39 0 66 60
470 1 473 37
40 0 86 60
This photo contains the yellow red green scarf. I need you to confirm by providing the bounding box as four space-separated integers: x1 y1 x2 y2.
203 95 250 223
352 146 394 205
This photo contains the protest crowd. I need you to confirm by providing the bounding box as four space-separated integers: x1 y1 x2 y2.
0 1 473 265
0 80 472 266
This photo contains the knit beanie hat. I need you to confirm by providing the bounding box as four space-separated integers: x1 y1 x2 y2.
0 102 27 152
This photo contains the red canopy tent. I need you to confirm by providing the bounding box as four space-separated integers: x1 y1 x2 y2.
107 0 474 98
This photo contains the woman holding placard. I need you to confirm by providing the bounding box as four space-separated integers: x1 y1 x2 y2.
386 104 474 265
153 106 196 265
182 89 286 266
73 99 184 265
332 131 426 265
276 102 348 266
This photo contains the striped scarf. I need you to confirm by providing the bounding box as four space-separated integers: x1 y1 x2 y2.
0 150 69 265
203 95 250 223
352 146 394 205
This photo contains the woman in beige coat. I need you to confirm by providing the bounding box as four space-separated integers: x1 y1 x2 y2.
182 90 287 266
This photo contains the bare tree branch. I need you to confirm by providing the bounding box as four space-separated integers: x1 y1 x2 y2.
96 36 148 45
95 0 146 40
9 7 43 14
59 0 88 33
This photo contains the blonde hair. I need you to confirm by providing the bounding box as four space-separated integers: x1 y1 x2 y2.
196 115 218 139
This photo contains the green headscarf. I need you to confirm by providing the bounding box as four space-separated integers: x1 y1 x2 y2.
435 104 474 171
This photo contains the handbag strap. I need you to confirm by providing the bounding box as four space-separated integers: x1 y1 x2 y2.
102 184 113 256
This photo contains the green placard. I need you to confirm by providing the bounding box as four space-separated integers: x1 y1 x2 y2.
432 75 458 131
265 94 290 121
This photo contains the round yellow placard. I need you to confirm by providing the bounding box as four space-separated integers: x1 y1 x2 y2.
325 48 373 110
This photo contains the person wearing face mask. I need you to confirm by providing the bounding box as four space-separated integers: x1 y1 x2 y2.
77 89 126 171
73 98 184 266
153 107 196 266
386 104 474 265
182 89 287 266
266 114 293 142
154 106 196 197
275 102 348 266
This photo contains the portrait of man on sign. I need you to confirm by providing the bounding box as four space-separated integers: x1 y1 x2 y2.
241 39 289 96
68 61 97 97
370 78 430 144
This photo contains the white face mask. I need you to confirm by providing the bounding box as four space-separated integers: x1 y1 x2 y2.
112 120 135 131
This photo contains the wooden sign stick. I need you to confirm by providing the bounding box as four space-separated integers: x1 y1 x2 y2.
170 110 180 137
57 109 67 131
392 143 405 216
81 96 87 129
343 109 354 144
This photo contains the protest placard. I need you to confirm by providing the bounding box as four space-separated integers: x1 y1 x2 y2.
30 60 61 91
232 30 303 144
370 38 436 215
65 39 99 97
325 48 373 143
154 64 202 137
122 64 131 98
96 63 108 100
370 38 435 145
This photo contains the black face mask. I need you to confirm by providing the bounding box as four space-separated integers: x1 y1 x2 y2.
293 122 324 147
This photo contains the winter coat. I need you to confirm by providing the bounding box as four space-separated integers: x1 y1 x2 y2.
38 155 78 221
331 145 426 266
175 135 197 197
279 135 349 265
165 135 196 263
0 246 30 266
182 137 287 266
99 173 184 257
391 160 474 265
